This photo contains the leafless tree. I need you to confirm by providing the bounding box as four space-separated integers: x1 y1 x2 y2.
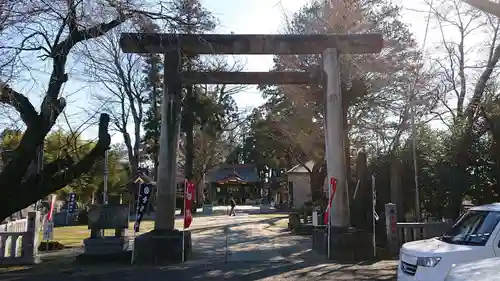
423 0 500 216
83 25 146 176
260 0 433 203
0 0 189 220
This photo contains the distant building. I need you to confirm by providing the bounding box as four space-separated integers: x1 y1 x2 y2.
204 164 261 205
286 160 328 208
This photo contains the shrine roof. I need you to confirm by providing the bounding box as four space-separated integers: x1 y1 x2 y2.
206 164 260 184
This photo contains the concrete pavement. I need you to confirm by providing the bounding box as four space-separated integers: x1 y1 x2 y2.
1 214 397 280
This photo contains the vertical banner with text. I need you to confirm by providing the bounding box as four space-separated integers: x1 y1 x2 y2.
43 194 57 241
134 183 153 232
65 192 77 225
184 180 195 229
67 193 77 214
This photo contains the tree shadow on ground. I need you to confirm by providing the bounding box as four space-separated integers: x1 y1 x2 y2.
188 216 287 234
0 216 396 280
0 259 397 281
0 257 397 281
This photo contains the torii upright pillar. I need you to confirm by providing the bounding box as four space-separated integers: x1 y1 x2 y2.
323 48 349 229
155 50 183 231
323 47 384 260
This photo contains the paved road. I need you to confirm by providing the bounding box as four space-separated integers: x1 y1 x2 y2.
1 214 397 281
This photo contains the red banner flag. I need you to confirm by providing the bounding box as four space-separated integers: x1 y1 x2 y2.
324 177 337 225
48 194 57 221
184 180 195 229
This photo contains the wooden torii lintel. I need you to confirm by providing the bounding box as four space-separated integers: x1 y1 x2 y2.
119 33 383 55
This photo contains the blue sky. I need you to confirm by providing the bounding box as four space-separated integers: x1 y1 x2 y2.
7 0 431 144
200 0 429 110
200 0 308 109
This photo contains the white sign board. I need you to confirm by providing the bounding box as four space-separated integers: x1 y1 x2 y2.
312 211 319 226
43 220 54 241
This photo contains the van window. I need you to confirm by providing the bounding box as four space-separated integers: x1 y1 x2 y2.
440 210 500 246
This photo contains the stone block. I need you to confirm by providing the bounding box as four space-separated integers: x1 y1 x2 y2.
295 224 315 235
83 236 132 255
77 236 133 264
77 250 132 264
288 212 300 230
203 204 213 213
133 229 192 265
260 205 270 210
87 204 129 230
312 226 327 255
328 227 374 262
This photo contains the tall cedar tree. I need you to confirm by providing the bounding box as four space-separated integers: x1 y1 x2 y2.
142 0 217 209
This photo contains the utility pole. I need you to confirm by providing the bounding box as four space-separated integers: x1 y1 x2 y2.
410 93 420 221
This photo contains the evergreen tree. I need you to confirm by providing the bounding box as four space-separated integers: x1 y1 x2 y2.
141 0 224 209
137 17 163 179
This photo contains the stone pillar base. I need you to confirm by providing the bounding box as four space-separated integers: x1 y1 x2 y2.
77 237 132 264
203 204 213 213
312 226 375 262
133 229 192 265
312 226 327 255
329 227 374 262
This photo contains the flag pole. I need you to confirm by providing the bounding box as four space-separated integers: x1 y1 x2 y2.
372 175 377 258
131 182 141 265
327 180 331 260
182 179 187 262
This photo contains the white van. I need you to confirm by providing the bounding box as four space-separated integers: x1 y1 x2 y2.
398 203 500 281
444 257 500 281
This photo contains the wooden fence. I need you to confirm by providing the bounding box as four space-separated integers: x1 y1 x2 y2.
395 221 452 246
0 212 40 265
385 203 453 254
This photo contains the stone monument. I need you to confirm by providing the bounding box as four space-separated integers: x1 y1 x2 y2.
78 204 131 262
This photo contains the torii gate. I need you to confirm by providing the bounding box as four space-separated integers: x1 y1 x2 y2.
119 33 382 263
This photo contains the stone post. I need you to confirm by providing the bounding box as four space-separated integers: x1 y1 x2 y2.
323 48 349 228
385 203 398 254
154 50 183 231
22 211 39 263
390 159 403 220
351 150 369 229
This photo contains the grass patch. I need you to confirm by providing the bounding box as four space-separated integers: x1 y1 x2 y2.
41 220 182 248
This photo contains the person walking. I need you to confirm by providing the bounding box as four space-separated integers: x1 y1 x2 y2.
229 197 236 216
